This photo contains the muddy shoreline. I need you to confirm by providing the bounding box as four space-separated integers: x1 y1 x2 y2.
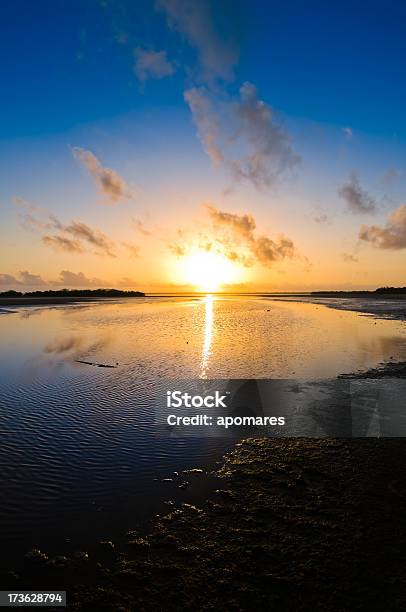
0 296 144 307
271 294 406 322
5 437 405 611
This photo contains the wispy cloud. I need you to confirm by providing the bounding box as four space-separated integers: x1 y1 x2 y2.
11 196 46 214
134 47 175 82
313 211 331 224
342 252 359 263
42 219 116 257
359 204 406 249
117 276 141 288
72 147 136 204
338 173 377 214
342 126 353 139
169 243 187 257
42 235 84 253
185 83 300 189
64 221 115 256
156 0 238 83
157 1 298 191
11 196 50 232
132 218 151 235
12 199 117 258
122 242 140 258
380 167 402 187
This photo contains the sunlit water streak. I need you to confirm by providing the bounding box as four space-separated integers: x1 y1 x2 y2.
200 295 214 378
0 295 406 563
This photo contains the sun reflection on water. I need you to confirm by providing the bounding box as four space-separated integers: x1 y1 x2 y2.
200 295 214 378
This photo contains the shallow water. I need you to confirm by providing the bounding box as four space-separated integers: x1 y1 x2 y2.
0 295 406 562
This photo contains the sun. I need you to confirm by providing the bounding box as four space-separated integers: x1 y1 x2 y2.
179 250 242 292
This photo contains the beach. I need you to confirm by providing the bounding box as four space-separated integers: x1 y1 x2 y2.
0 295 405 609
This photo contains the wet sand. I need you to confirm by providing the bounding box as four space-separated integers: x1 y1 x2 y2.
0 296 134 307
271 293 406 321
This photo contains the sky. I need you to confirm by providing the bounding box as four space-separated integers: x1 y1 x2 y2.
1 0 406 292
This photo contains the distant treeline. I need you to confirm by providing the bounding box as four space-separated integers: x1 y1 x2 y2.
311 287 406 295
0 288 145 298
375 286 406 294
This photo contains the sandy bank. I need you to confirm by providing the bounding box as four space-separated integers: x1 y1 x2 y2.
0 296 144 307
271 294 406 321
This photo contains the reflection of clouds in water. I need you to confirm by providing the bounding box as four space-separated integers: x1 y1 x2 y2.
19 309 44 320
11 333 112 383
375 335 406 359
18 304 97 321
44 336 82 354
345 334 406 369
200 295 214 379
42 335 110 364
60 304 100 317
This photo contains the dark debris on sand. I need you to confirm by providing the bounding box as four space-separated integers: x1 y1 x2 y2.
339 360 406 379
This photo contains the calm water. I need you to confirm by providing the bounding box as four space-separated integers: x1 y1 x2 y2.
0 296 406 562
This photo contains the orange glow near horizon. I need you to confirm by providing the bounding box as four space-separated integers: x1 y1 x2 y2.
176 250 245 292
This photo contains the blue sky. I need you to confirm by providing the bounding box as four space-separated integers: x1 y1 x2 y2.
1 0 406 291
2 0 406 138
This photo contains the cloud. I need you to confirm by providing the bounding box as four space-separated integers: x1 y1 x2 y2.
184 87 223 165
42 235 84 253
64 221 115 256
19 270 47 286
72 147 135 203
359 204 406 249
251 235 295 266
205 204 296 267
185 83 300 189
207 205 256 240
0 271 47 288
54 270 106 286
117 277 140 288
313 212 330 224
342 127 353 139
11 196 45 214
0 270 141 292
342 253 359 263
157 3 297 190
132 218 151 235
380 168 402 187
312 205 332 225
12 199 117 259
11 196 50 231
122 242 140 258
134 47 175 81
168 204 298 268
338 173 377 214
169 243 187 257
156 0 238 83
42 219 116 257
0 274 19 287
